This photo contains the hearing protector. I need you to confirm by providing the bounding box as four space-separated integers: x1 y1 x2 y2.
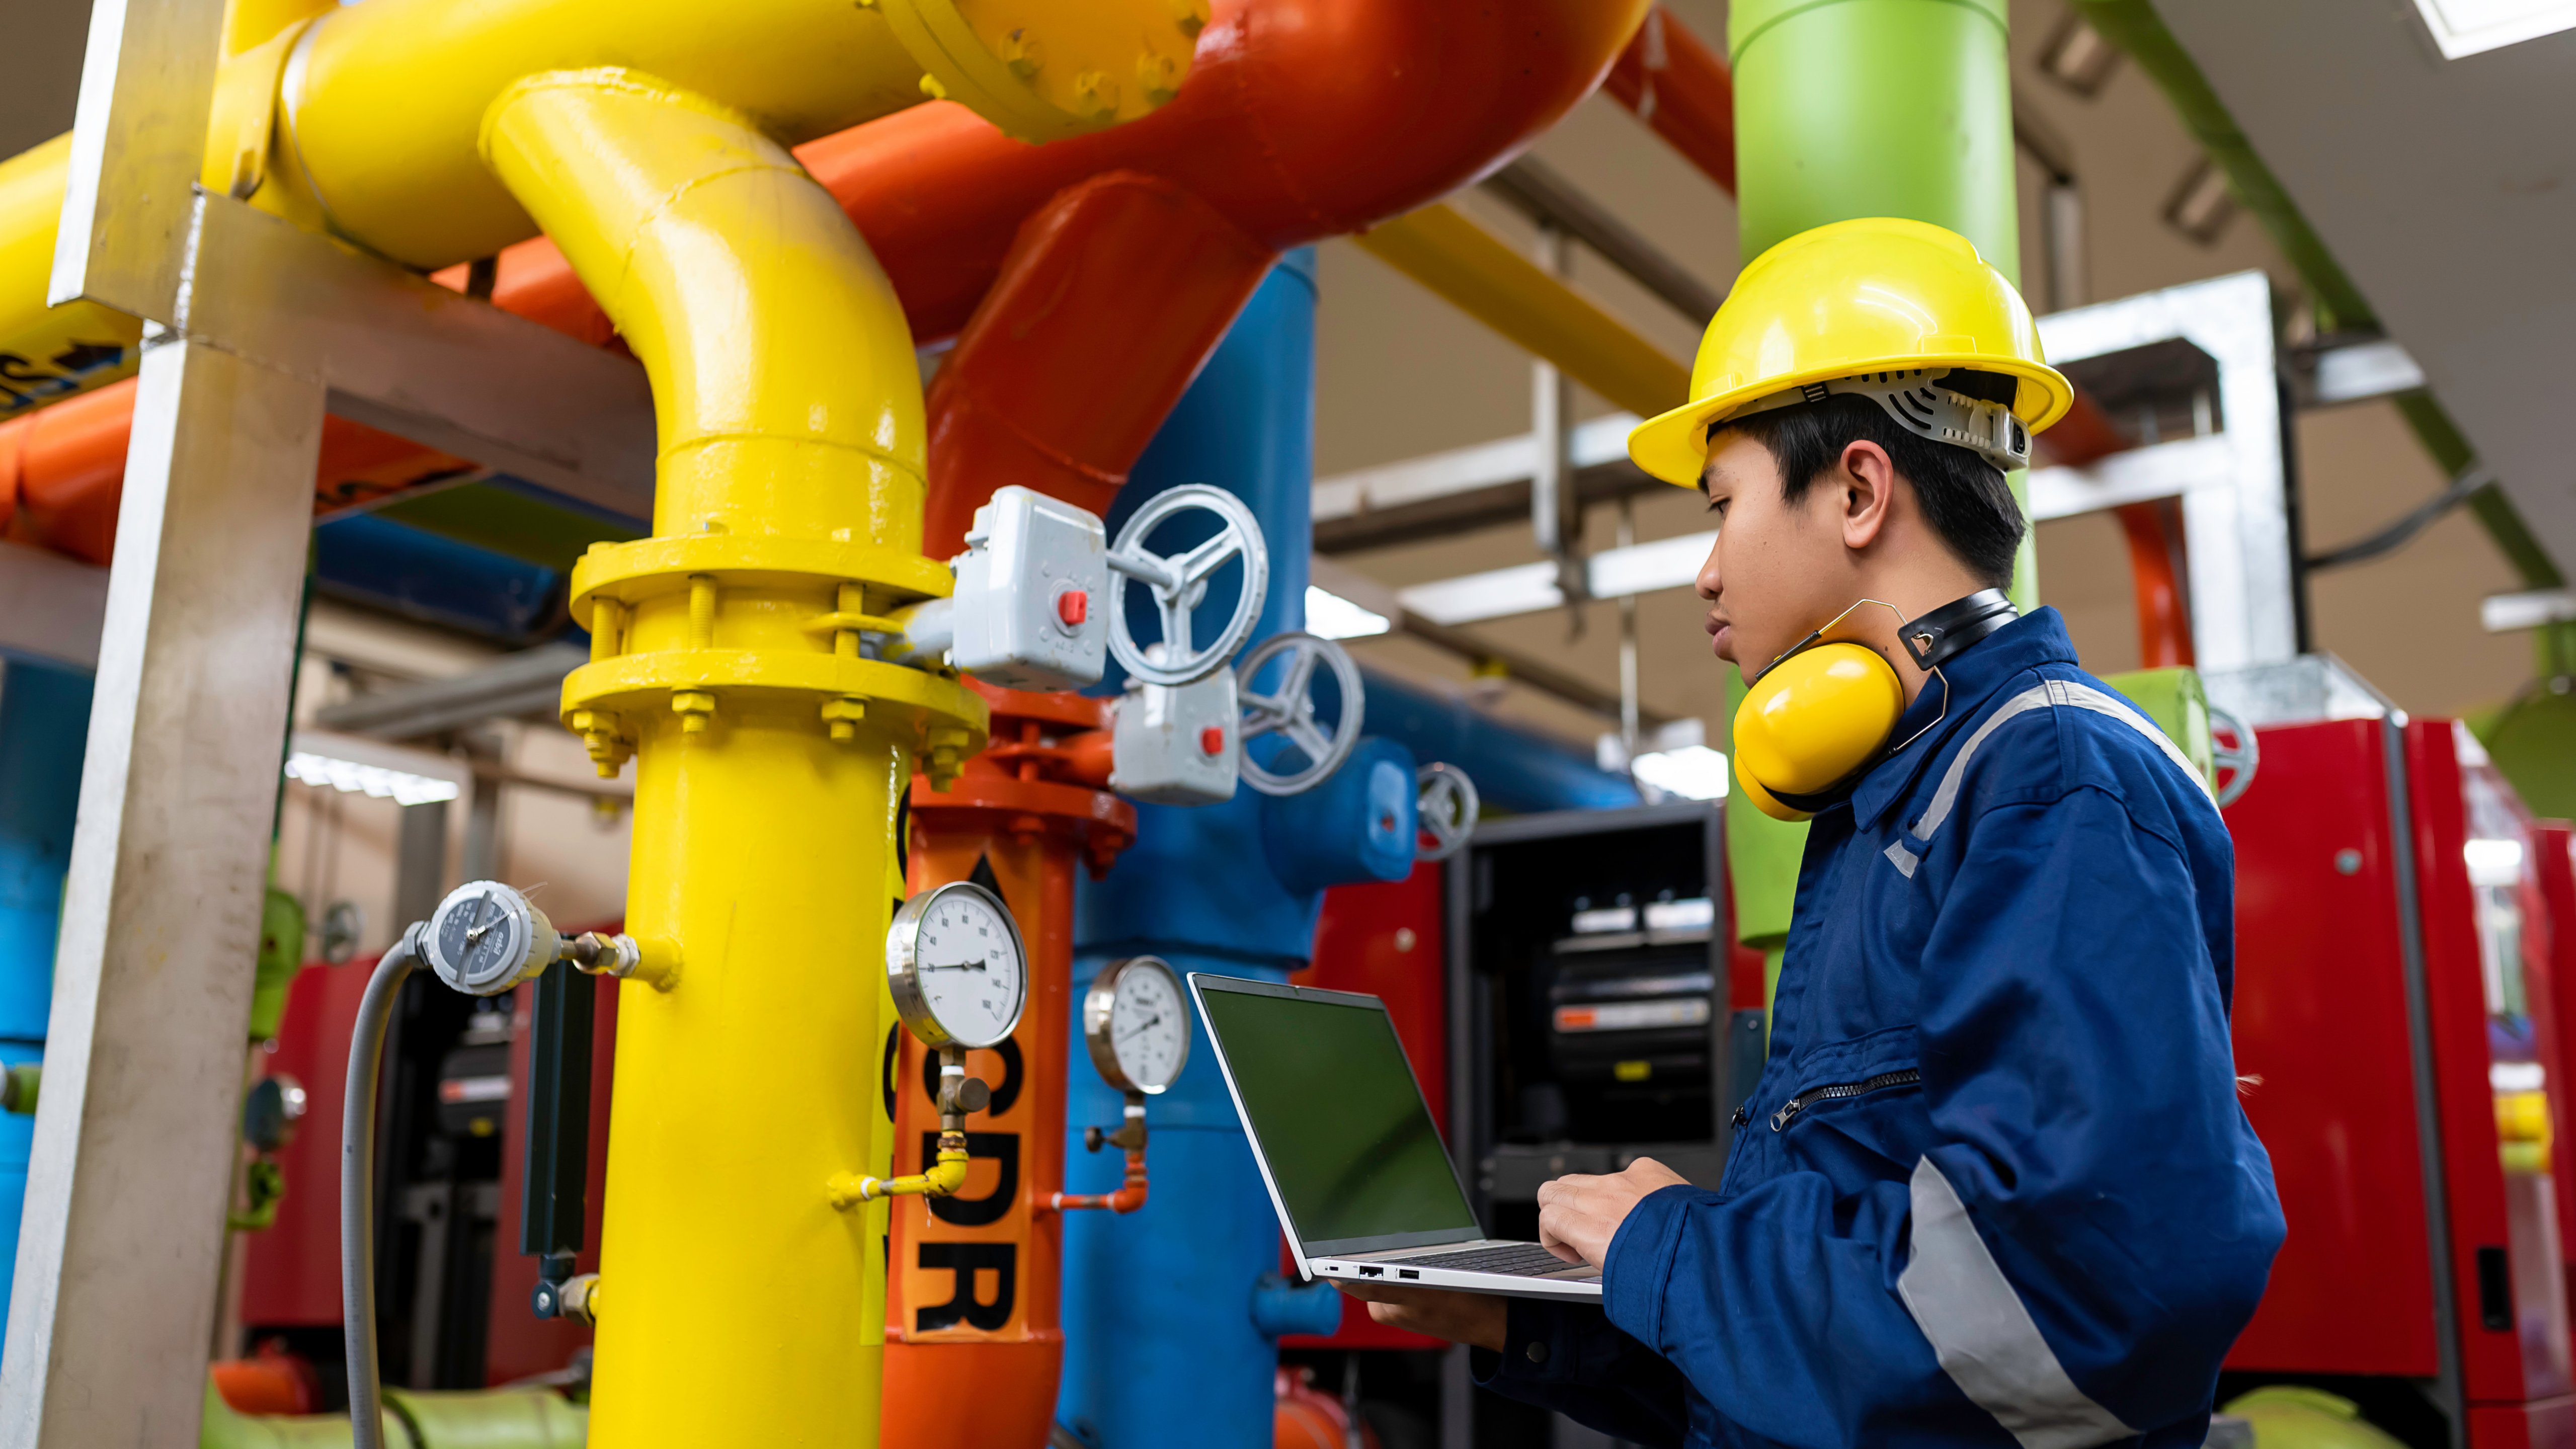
1732 590 2020 821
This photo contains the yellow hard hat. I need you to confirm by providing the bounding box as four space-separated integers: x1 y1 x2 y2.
1628 217 2073 488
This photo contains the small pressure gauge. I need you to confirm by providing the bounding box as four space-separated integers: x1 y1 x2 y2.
888 881 1029 1051
423 881 559 998
1083 955 1191 1095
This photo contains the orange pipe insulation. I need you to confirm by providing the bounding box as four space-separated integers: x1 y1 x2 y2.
890 683 1135 1449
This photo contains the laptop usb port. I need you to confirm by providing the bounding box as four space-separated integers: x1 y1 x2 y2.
1399 1270 1419 1280
1358 1266 1383 1277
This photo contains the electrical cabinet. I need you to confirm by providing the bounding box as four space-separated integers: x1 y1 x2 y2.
1447 800 1761 1223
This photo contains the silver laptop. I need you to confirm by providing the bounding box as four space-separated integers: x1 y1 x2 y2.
1190 973 1604 1300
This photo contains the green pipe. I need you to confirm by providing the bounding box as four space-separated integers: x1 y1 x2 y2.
2068 0 2562 592
201 1381 587 1449
1722 0 2026 963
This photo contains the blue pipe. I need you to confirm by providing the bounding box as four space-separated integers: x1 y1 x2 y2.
313 512 565 643
1356 666 1641 815
0 659 94 1344
1062 252 1393 1449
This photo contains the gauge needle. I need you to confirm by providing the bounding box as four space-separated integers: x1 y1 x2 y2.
463 890 499 946
921 960 989 973
1116 1014 1162 1042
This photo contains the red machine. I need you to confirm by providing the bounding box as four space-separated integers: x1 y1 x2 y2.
2225 710 2573 1445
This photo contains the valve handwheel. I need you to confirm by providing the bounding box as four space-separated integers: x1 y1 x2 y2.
1235 631 1364 797
1105 485 1270 687
1414 762 1480 861
2208 703 2260 809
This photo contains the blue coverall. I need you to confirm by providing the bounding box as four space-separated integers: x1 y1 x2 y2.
1477 608 2284 1448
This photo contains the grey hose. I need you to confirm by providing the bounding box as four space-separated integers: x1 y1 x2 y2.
344 925 422 1449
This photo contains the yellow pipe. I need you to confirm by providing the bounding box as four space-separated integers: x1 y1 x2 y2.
828 1143 973 1207
0 136 144 414
1353 202 1693 421
0 0 1197 412
479 66 992 1449
272 0 1196 269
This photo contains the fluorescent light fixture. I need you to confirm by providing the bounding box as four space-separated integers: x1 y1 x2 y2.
2465 836 2527 887
2038 13 2122 96
2483 588 2576 633
2161 156 2237 247
1631 745 1730 801
1304 585 1391 640
2413 0 2576 57
284 750 462 807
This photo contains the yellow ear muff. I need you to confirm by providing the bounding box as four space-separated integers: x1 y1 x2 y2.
1733 642 1906 822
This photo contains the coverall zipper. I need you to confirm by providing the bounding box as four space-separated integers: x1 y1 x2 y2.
1770 1068 1922 1131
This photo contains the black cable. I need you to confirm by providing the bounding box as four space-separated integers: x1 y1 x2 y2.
2304 463 2493 572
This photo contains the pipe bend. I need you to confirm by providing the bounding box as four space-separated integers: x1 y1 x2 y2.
479 67 924 546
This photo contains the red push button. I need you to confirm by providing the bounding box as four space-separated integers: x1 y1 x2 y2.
1057 590 1089 626
1199 726 1225 757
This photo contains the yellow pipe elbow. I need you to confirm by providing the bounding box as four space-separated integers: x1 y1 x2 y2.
480 70 924 547
827 1147 972 1209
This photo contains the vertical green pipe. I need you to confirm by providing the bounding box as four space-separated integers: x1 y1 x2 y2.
1724 0 2025 995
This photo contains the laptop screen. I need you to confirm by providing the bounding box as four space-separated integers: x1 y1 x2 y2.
1195 978 1480 1255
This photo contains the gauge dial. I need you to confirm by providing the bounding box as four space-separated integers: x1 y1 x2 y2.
424 881 557 997
1083 955 1190 1094
888 881 1028 1050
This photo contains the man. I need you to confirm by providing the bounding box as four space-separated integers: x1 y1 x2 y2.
1341 218 2282 1447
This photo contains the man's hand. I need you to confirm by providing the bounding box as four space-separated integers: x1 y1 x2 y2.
1537 1157 1691 1269
1336 1281 1507 1351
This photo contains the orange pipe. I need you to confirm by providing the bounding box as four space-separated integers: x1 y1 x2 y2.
1050 1146 1148 1214
2114 499 2195 668
1604 8 1736 195
889 682 1135 1449
2037 388 2194 669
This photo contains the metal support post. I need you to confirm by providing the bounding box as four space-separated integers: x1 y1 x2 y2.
0 337 325 1449
1529 223 1585 629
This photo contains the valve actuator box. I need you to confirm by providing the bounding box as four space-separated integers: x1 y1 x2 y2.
949 486 1109 691
1109 672 1239 806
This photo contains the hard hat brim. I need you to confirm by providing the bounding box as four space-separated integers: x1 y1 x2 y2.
1627 355 2076 488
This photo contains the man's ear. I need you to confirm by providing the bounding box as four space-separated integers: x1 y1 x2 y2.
1836 440 1897 550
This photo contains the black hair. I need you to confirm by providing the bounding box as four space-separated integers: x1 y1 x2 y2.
1707 368 2026 588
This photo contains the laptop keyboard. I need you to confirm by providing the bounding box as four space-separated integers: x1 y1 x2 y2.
1387 1242 1588 1277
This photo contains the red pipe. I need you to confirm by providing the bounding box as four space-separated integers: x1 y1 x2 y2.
1604 8 1737 195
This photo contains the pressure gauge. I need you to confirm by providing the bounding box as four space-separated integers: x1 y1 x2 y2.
423 881 559 998
1082 955 1191 1095
887 881 1029 1050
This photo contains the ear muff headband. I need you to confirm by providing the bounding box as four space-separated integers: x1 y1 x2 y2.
1730 592 2020 822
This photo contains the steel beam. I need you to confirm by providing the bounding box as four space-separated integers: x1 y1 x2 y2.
176 194 658 520
50 0 224 320
1480 157 1727 324
311 641 589 740
0 337 325 1449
